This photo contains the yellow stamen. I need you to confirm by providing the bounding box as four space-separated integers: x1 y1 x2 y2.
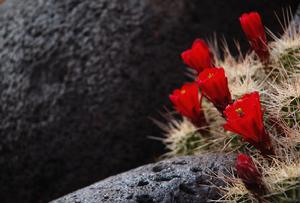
181 89 186 94
235 107 244 117
208 73 214 79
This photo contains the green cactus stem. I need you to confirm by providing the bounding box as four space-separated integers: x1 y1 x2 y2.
279 47 300 73
174 132 203 155
281 96 300 128
269 177 300 203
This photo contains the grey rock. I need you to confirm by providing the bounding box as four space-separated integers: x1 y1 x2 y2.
52 154 235 203
0 0 298 202
0 0 189 202
0 0 16 10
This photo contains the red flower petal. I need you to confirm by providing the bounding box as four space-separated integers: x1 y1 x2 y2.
197 67 232 112
236 154 267 196
239 12 269 62
169 82 206 127
223 92 274 155
181 39 213 73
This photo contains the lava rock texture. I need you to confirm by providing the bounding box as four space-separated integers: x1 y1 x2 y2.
0 0 298 202
52 154 235 203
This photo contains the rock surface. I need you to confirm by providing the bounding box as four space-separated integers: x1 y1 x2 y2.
52 154 235 203
0 0 16 11
0 1 188 202
0 0 298 203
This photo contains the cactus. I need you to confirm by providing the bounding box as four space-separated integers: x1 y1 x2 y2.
158 11 300 202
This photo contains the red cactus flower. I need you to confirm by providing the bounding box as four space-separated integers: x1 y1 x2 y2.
181 39 213 73
239 12 269 62
196 67 232 113
236 154 267 196
169 82 206 127
223 92 274 155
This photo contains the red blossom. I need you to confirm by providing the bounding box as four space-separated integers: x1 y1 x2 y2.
197 67 232 113
240 12 269 62
236 154 267 196
181 39 213 73
223 92 274 155
169 82 206 127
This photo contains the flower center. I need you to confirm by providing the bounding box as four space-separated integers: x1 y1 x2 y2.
235 107 245 117
208 73 214 79
181 89 186 94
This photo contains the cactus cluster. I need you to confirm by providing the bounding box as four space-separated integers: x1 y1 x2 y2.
159 10 300 202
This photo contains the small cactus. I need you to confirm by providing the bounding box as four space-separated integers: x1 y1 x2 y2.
157 10 300 202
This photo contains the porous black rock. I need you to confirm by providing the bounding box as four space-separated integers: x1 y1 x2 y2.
0 1 188 202
0 0 298 202
52 154 235 203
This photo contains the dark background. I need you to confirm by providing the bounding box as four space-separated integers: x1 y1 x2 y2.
0 0 298 202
